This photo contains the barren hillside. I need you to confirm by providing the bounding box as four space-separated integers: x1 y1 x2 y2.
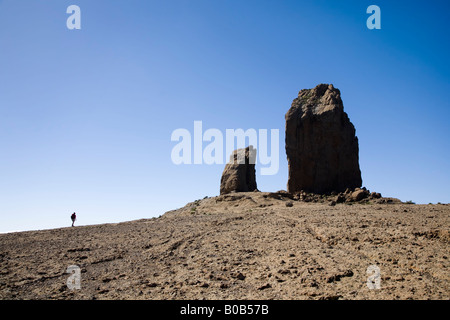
0 192 448 300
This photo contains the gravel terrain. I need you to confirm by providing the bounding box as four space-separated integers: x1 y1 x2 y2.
0 192 448 300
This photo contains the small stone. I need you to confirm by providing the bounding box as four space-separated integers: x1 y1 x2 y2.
235 272 246 281
336 194 346 203
258 283 272 290
370 192 382 199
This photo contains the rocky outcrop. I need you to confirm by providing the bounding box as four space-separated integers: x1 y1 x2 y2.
220 146 257 195
285 84 362 194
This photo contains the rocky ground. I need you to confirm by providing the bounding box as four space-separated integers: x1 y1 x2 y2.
0 191 448 300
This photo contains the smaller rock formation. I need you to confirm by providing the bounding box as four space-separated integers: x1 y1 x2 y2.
220 146 257 195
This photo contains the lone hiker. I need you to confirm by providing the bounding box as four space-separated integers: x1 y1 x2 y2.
71 212 77 227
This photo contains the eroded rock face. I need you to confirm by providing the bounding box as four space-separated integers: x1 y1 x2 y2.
285 84 362 194
220 146 257 195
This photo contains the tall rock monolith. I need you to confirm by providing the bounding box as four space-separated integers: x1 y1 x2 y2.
285 84 362 194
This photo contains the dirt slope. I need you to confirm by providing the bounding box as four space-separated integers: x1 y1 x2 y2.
0 192 448 300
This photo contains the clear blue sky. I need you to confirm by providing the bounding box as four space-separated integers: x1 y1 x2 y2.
1 0 449 233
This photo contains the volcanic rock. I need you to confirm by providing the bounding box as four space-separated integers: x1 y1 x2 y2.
220 146 257 195
285 84 362 194
351 189 367 202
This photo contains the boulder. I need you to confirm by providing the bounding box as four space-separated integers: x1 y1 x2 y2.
220 146 257 195
351 189 367 202
371 192 382 199
336 194 346 203
285 84 362 194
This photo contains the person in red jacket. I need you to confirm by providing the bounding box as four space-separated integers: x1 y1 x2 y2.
71 212 76 227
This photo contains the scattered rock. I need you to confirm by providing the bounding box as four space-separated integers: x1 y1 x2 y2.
278 269 291 275
67 247 90 253
319 295 342 300
377 198 402 204
325 270 354 283
351 190 367 202
266 191 294 200
258 283 272 290
336 194 346 203
235 272 246 281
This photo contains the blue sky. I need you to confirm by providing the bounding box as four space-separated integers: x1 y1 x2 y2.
0 0 449 233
